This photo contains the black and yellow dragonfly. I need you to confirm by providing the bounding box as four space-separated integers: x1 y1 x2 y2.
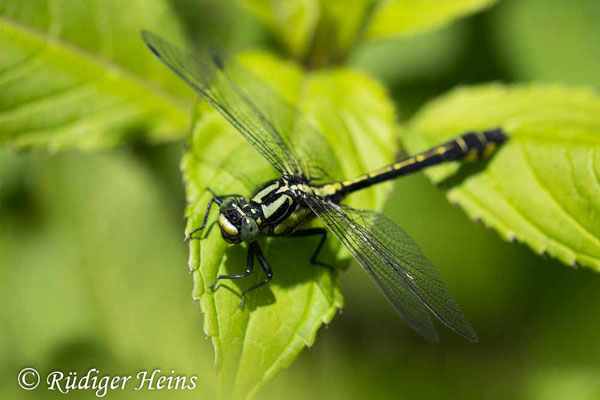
142 31 506 343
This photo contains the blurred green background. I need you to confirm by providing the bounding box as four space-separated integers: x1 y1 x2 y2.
3 0 600 399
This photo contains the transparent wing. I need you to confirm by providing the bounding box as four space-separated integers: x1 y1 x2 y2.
142 31 339 181
304 196 479 343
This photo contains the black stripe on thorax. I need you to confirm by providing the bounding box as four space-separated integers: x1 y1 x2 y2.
248 178 301 226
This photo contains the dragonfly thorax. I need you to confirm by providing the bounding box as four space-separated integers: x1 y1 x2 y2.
246 177 313 237
217 177 312 244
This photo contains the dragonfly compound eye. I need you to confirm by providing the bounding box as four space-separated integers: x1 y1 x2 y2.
220 198 238 213
240 216 259 242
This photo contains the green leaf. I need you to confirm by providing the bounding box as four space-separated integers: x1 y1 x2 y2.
238 0 374 61
237 0 320 58
350 21 468 89
366 0 497 40
0 0 192 150
405 84 600 271
182 51 398 400
313 0 379 62
238 0 494 66
493 0 600 91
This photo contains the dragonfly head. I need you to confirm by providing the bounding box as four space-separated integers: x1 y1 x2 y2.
218 198 259 244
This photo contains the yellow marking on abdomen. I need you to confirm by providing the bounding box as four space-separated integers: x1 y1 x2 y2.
368 166 394 179
483 143 497 157
478 132 488 146
456 137 468 153
436 146 448 155
342 175 368 187
393 157 417 170
464 149 479 162
317 182 343 197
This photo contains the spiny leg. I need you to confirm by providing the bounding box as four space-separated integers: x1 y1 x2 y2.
186 197 219 240
207 187 247 205
240 242 273 308
186 188 246 240
290 228 333 270
210 243 255 290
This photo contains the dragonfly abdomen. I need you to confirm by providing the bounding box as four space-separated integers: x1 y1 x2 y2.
336 128 507 195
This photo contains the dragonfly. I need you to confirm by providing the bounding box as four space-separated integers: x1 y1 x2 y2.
142 31 507 343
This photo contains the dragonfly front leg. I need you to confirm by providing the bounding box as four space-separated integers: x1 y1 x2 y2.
210 242 255 289
185 188 246 240
210 242 273 307
239 242 273 307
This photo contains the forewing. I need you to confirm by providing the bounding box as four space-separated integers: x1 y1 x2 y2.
304 197 479 343
142 31 339 181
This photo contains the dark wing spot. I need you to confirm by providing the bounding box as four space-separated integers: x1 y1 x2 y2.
210 48 225 70
141 31 161 58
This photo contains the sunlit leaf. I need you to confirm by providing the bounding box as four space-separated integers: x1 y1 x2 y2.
182 51 398 399
405 84 600 271
0 0 192 150
366 0 497 40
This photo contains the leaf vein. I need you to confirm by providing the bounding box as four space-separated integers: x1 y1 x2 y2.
0 13 188 111
257 276 317 387
0 73 104 116
521 144 600 250
0 95 138 142
0 46 46 83
484 169 577 258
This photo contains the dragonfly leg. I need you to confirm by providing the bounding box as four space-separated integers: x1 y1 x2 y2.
239 242 273 308
186 197 219 240
290 228 333 270
185 188 246 240
206 187 246 204
210 243 255 290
